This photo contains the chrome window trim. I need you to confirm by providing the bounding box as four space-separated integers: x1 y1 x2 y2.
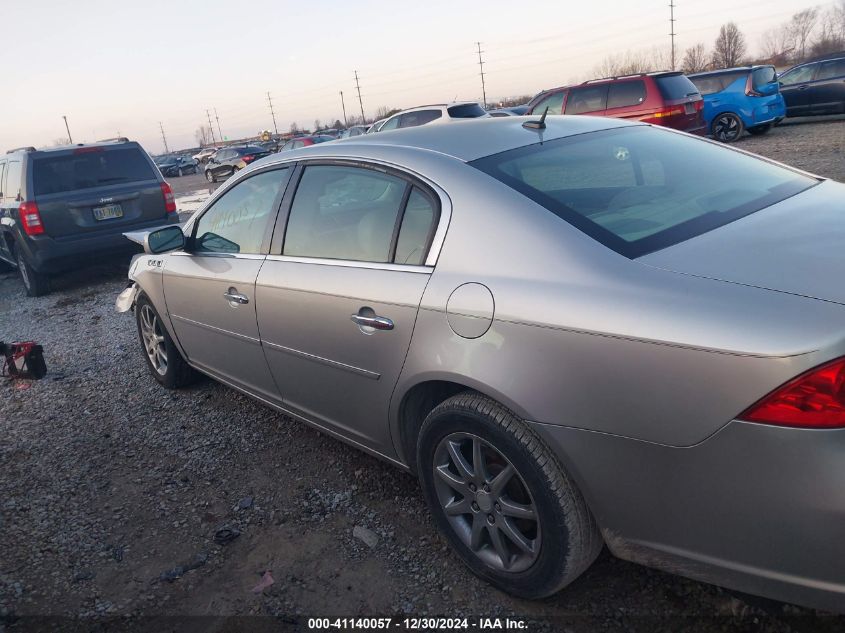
264 254 431 273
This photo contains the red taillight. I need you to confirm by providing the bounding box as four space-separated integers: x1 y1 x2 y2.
241 155 255 163
739 357 845 428
160 182 176 213
19 201 44 235
695 100 704 111
640 107 684 124
744 73 763 97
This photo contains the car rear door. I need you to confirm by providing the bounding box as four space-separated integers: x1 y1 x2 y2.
604 79 649 120
163 166 292 399
30 145 169 237
255 162 442 455
808 58 845 114
564 85 609 116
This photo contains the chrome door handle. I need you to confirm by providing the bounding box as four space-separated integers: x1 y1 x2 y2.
223 289 249 305
350 314 394 330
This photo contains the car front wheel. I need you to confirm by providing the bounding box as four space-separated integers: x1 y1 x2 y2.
712 113 744 142
135 294 197 389
417 392 602 599
205 170 216 183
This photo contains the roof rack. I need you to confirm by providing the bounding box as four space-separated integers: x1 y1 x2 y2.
582 70 674 84
6 146 36 154
96 137 129 143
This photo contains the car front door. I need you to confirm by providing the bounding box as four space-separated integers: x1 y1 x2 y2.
779 63 817 115
808 58 845 114
163 166 292 399
255 162 442 456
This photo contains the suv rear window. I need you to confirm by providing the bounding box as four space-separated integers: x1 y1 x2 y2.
752 66 776 89
447 104 487 118
33 148 157 196
470 126 814 258
654 74 700 100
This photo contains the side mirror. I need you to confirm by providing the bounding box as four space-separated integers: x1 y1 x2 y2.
145 225 184 254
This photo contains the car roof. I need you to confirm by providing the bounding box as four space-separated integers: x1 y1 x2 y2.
689 65 771 78
273 116 638 163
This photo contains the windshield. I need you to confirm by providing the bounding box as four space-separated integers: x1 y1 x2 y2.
33 148 157 195
470 126 815 258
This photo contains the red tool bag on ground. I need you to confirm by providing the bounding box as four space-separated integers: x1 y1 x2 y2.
1 341 47 379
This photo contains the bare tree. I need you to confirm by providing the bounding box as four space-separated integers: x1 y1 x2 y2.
195 125 212 147
52 138 70 146
811 5 845 57
593 46 671 78
760 25 795 65
681 43 709 73
712 22 747 68
788 8 819 61
313 119 322 132
289 122 300 135
374 106 401 120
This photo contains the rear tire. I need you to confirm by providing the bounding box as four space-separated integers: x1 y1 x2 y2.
135 294 197 389
16 247 50 297
205 170 216 183
747 123 772 136
711 112 744 142
417 392 602 599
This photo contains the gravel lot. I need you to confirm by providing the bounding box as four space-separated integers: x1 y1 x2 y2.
1 119 844 633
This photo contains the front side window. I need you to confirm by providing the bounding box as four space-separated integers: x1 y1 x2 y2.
779 64 816 85
193 168 289 254
606 81 647 109
816 59 845 80
531 91 565 115
380 116 401 131
470 126 815 258
565 86 608 114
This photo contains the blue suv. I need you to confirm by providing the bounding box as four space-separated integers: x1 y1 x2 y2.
688 66 785 142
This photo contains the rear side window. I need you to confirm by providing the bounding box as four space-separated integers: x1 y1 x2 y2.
531 91 565 115
4 161 22 201
565 85 608 114
447 103 487 118
470 126 815 258
752 66 777 89
607 81 647 109
816 59 845 80
690 75 726 95
394 188 437 265
654 74 699 100
399 110 442 128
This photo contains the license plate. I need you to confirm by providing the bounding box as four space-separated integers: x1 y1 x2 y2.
93 203 123 221
684 102 696 115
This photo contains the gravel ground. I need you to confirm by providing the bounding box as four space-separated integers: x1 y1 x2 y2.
1 120 845 633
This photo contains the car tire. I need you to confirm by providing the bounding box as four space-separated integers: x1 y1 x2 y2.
15 246 50 297
417 391 602 599
747 123 772 136
711 112 744 143
177 167 183 177
135 294 197 389
205 170 216 183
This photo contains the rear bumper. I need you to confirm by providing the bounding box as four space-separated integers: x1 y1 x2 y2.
529 419 845 613
21 215 179 274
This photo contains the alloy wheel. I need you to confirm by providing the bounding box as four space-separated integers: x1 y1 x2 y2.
713 114 741 142
139 304 168 376
16 249 31 290
432 432 541 572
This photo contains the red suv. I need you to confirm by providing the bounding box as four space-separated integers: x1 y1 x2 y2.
525 71 705 135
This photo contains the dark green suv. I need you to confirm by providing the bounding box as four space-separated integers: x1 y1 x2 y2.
0 138 180 296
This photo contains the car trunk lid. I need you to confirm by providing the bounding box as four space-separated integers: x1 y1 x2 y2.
639 179 845 305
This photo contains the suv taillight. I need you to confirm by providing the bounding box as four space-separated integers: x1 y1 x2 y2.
745 73 763 97
739 357 845 428
19 201 45 235
160 182 177 214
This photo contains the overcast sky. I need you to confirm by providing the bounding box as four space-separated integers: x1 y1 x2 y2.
1 0 823 152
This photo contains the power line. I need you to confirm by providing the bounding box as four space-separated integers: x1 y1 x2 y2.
669 0 677 71
205 109 217 145
476 42 488 108
354 71 365 122
339 91 348 127
214 107 223 141
266 92 278 135
159 122 169 154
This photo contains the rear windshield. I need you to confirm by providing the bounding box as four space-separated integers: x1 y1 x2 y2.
312 136 333 143
33 148 157 196
447 103 487 118
752 66 776 89
470 126 815 258
237 146 266 155
654 74 700 100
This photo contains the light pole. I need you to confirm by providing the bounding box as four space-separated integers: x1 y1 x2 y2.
62 115 73 144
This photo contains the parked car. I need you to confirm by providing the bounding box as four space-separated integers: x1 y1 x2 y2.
366 119 387 133
778 54 845 117
339 125 369 138
118 116 845 613
525 72 705 135
0 138 178 296
278 135 335 151
192 147 219 164
487 106 529 117
204 146 271 182
156 155 198 177
315 128 340 138
376 102 489 132
688 65 786 142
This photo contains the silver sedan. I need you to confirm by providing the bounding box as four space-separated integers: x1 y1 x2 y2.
117 116 845 612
